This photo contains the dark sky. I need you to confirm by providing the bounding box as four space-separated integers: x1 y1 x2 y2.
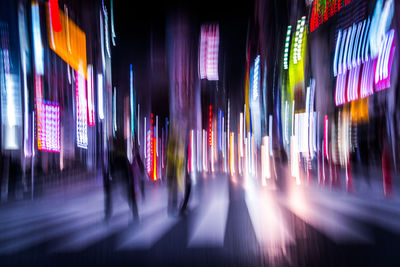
112 0 254 119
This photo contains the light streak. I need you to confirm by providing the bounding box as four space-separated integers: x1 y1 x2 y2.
333 30 342 77
76 71 88 149
97 74 104 119
110 0 116 46
87 65 95 126
31 2 43 75
252 55 260 101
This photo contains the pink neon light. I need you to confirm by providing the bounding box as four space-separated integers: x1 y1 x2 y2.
324 115 329 159
335 72 347 106
146 130 151 175
347 65 361 102
375 29 395 92
87 66 95 126
188 131 192 172
360 58 374 98
75 71 88 148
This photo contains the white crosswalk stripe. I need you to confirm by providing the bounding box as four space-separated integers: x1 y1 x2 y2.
188 176 229 247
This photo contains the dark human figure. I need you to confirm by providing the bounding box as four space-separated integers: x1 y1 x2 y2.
104 136 139 222
274 146 289 195
166 126 191 216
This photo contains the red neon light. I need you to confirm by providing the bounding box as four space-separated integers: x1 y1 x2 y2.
49 0 62 32
209 105 212 147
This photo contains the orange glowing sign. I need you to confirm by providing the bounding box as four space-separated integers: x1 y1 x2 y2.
46 2 87 78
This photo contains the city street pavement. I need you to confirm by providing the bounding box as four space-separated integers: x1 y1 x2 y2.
1 171 400 266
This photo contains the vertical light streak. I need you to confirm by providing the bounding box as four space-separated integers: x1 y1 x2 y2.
239 113 243 157
333 29 342 77
99 11 105 72
137 104 140 145
347 24 356 71
269 115 273 156
113 87 117 137
197 130 201 172
357 21 366 65
103 6 111 58
361 18 371 62
190 130 195 174
211 131 214 172
223 131 227 173
48 1 56 50
284 101 289 145
353 22 362 68
283 25 292 70
87 65 95 126
76 71 88 149
156 115 158 156
144 117 146 158
97 74 104 119
324 115 329 159
23 56 29 156
146 130 151 174
230 133 235 175
31 2 43 75
130 65 134 137
203 129 207 172
218 109 222 151
222 117 225 158
343 27 352 73
338 29 347 75
64 5 72 54
110 0 116 46
209 105 212 147
252 55 260 101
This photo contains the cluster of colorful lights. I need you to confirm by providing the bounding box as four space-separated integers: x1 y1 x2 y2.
333 17 396 106
199 24 219 81
283 26 292 70
37 101 60 152
286 16 307 103
310 0 352 32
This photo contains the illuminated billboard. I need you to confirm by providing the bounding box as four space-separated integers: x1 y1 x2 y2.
46 3 87 78
37 101 60 152
199 24 219 81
